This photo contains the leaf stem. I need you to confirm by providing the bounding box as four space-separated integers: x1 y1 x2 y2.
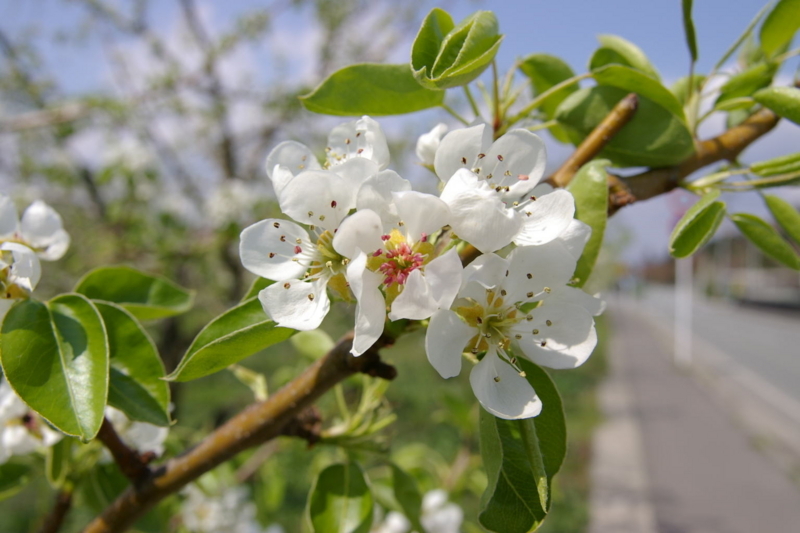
440 103 469 125
463 85 482 119
526 120 559 132
492 60 501 134
504 72 592 131
775 47 800 63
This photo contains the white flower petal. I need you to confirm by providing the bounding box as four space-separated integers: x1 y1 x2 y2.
328 116 389 170
332 210 384 258
425 309 472 378
482 129 546 188
19 201 69 260
422 247 462 309
416 123 448 165
1 242 42 293
393 191 450 242
277 170 352 231
333 157 380 193
269 165 296 195
548 286 606 316
265 141 320 180
347 252 386 355
239 219 311 280
0 195 19 238
441 174 522 253
503 241 578 300
356 170 412 231
434 124 490 182
388 269 438 321
470 351 542 419
258 278 330 331
461 252 508 292
516 302 597 369
514 189 576 246
557 219 592 260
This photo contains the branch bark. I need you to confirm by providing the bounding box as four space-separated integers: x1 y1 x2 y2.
37 490 73 533
82 334 395 533
97 418 153 485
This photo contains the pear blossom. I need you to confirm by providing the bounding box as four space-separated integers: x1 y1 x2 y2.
0 194 70 261
104 407 168 458
331 171 462 355
371 490 463 533
416 123 448 166
0 242 42 321
432 124 575 253
425 239 602 419
181 483 277 533
0 378 62 464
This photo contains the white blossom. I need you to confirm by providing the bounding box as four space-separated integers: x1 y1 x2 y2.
0 378 62 464
181 484 275 533
425 240 602 419
416 123 448 166
0 194 70 261
371 490 464 533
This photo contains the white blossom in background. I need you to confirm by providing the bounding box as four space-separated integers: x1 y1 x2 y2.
0 378 62 464
371 490 464 533
206 179 269 228
331 170 460 355
0 194 70 261
416 123 448 166
104 407 168 458
425 239 603 420
181 484 280 533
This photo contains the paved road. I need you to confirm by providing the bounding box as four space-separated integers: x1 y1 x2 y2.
590 301 800 533
638 285 800 406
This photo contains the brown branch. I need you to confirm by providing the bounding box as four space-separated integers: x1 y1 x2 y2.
96 418 153 485
610 107 780 213
37 490 73 533
82 334 396 533
547 93 639 188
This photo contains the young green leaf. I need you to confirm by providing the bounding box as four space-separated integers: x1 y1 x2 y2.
390 464 424 532
96 302 170 426
751 152 800 177
764 194 800 245
242 277 274 302
167 296 294 382
715 62 777 105
759 0 800 57
300 63 445 116
519 54 579 142
308 462 373 533
713 96 756 112
591 64 685 119
588 34 660 79
671 74 706 105
731 213 800 269
0 462 31 502
411 8 455 80
75 266 194 321
669 190 726 258
681 0 699 62
556 86 695 167
291 329 335 359
478 360 566 533
568 160 610 287
0 295 109 440
46 437 72 488
753 86 800 125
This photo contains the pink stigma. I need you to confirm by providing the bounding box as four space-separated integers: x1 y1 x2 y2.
378 243 424 285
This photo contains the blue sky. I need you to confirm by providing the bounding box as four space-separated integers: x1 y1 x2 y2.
1 0 797 265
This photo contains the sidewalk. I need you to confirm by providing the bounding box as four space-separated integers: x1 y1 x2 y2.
589 300 800 533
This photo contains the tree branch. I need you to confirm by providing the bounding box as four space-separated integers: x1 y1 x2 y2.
37 490 73 533
82 333 396 533
96 418 153 485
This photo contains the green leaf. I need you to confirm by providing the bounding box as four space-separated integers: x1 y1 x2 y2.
242 277 274 302
764 194 800 245
229 364 268 401
556 86 695 167
96 302 170 426
167 296 294 381
518 54 578 142
681 0 699 62
0 294 109 440
308 462 373 533
390 464 424 532
752 152 800 177
588 34 660 80
478 359 566 533
760 0 800 57
671 74 706 105
291 329 335 359
669 191 726 258
0 462 31 501
715 62 777 105
592 64 685 119
732 213 800 269
713 96 756 112
568 160 610 287
753 86 800 125
75 266 194 321
300 63 445 116
46 437 72 488
413 11 503 90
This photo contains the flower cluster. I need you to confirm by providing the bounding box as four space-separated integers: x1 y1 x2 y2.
0 194 70 319
0 377 62 464
240 117 603 419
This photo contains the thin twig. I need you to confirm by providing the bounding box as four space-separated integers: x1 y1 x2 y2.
547 93 639 188
82 333 396 533
37 490 73 533
96 418 153 485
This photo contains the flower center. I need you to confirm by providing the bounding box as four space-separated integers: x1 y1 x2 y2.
378 242 424 285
